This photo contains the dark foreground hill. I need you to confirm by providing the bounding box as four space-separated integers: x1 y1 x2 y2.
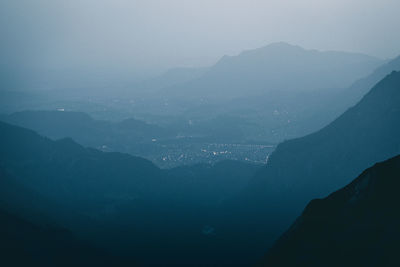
0 120 260 265
1 110 173 148
262 155 400 267
0 208 119 267
216 71 400 264
1 64 399 266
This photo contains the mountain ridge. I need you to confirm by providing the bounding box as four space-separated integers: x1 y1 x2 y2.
160 42 383 100
213 70 400 265
261 154 400 266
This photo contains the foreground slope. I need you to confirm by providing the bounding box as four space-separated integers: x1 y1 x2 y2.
262 155 400 267
0 121 261 265
253 70 400 201
0 120 259 210
0 209 117 267
0 120 162 208
217 71 400 264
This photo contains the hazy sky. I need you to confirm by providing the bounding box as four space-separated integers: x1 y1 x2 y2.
1 0 400 78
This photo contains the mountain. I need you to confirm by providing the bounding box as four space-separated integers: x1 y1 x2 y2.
1 110 273 167
334 55 400 113
137 43 388 144
0 119 257 212
215 71 400 264
162 42 383 100
0 45 389 145
0 209 118 267
1 110 184 167
0 120 163 211
2 110 173 147
0 120 261 265
262 155 400 267
253 70 400 200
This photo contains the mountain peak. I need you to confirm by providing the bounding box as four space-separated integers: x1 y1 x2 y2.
237 42 305 57
187 42 384 100
263 41 303 50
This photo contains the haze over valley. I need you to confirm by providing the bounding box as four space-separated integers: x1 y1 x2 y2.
1 1 400 266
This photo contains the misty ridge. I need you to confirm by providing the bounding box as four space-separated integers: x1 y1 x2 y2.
1 1 400 266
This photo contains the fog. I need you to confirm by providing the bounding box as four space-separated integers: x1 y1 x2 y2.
1 0 400 89
2 1 400 266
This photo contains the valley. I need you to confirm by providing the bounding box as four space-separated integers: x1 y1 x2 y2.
1 5 400 264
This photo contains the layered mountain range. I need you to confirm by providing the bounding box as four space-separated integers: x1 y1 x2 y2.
215 71 400 264
160 42 383 100
1 45 399 266
0 120 261 265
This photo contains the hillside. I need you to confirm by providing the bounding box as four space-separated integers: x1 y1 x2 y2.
0 208 118 267
262 155 400 267
0 121 261 265
214 71 400 264
254 70 400 201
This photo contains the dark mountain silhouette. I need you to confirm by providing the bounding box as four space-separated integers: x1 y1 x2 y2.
1 50 398 266
0 119 259 206
162 42 382 100
1 110 276 167
215 71 400 264
4 70 396 266
0 120 260 265
2 110 173 148
0 120 162 206
0 166 99 236
262 155 400 267
0 209 119 267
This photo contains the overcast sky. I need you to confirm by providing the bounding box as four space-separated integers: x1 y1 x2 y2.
1 0 400 78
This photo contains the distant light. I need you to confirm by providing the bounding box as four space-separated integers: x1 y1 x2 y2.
56 108 65 112
152 138 157 142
